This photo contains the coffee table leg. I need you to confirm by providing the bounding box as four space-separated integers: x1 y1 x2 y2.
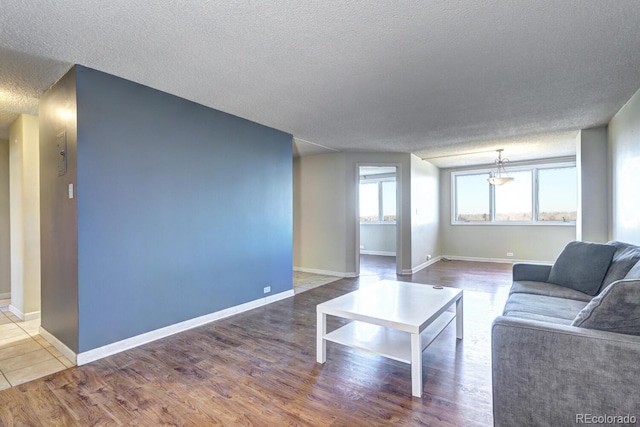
317 311 326 363
456 295 463 339
411 333 422 397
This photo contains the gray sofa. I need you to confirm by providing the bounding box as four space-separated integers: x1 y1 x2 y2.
492 241 640 427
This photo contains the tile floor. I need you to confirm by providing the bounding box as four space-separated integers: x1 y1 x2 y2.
0 299 74 391
292 271 341 294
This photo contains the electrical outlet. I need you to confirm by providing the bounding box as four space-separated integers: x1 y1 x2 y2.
426 254 432 261
360 245 365 249
507 252 514 257
263 286 271 294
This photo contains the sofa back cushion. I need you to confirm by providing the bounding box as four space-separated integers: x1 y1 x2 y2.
548 241 616 296
572 280 640 336
601 241 640 289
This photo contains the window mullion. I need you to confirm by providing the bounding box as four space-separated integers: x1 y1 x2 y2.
490 181 495 222
378 181 384 222
533 168 539 221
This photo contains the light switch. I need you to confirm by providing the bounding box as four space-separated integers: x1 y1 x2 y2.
57 131 67 176
68 183 74 199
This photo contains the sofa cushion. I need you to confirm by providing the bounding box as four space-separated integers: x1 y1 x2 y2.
503 293 589 324
510 281 592 302
548 241 616 296
601 241 640 289
500 311 574 325
572 280 640 336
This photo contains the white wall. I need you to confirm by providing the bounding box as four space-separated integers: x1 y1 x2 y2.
609 86 640 244
293 152 348 275
0 139 9 297
360 223 396 255
410 155 440 270
294 152 417 276
439 168 576 263
576 127 609 242
9 114 41 319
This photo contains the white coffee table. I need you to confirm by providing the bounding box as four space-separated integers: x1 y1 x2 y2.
316 280 463 397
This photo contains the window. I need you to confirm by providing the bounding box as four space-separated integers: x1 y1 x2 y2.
538 167 578 221
455 173 490 222
359 182 380 222
360 179 396 222
495 170 532 221
452 163 576 224
381 181 397 221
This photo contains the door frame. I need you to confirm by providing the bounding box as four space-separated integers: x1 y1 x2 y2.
355 162 402 276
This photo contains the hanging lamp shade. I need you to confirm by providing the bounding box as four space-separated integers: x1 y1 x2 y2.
487 149 514 185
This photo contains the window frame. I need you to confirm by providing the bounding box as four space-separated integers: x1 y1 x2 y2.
451 161 576 226
359 175 397 224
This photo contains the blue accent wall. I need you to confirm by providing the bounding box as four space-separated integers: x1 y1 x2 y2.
75 66 292 352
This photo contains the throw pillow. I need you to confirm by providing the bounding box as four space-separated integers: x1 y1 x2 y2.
600 241 640 289
625 260 640 280
548 241 616 296
572 280 640 336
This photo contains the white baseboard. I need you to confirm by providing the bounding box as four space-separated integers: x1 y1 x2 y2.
73 289 295 366
400 256 442 275
9 305 41 321
0 292 10 299
441 255 553 264
293 266 354 278
360 250 396 256
39 327 77 365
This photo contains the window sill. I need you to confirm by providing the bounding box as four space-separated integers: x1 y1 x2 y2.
360 222 397 226
451 221 576 226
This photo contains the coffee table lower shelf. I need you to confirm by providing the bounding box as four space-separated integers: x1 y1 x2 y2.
322 312 455 364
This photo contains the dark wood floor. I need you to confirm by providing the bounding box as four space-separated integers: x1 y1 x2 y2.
0 259 512 426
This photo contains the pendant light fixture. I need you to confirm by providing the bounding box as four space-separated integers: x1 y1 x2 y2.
487 149 514 185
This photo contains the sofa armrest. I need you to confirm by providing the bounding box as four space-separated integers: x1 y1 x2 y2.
512 263 552 282
492 316 640 427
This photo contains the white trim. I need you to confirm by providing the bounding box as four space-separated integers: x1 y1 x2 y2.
451 222 576 226
265 289 295 304
293 266 350 277
355 162 403 277
76 289 294 365
293 137 340 152
399 256 442 275
0 292 10 299
9 305 41 321
40 289 294 366
442 255 554 264
359 221 397 226
360 250 396 256
39 327 77 365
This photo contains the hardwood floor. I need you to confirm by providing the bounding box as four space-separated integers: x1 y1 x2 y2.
359 254 399 277
0 260 512 426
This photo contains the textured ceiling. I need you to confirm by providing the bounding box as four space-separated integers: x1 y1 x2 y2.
1 1 640 165
0 49 70 139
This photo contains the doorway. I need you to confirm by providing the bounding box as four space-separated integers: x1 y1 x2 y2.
357 165 400 276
